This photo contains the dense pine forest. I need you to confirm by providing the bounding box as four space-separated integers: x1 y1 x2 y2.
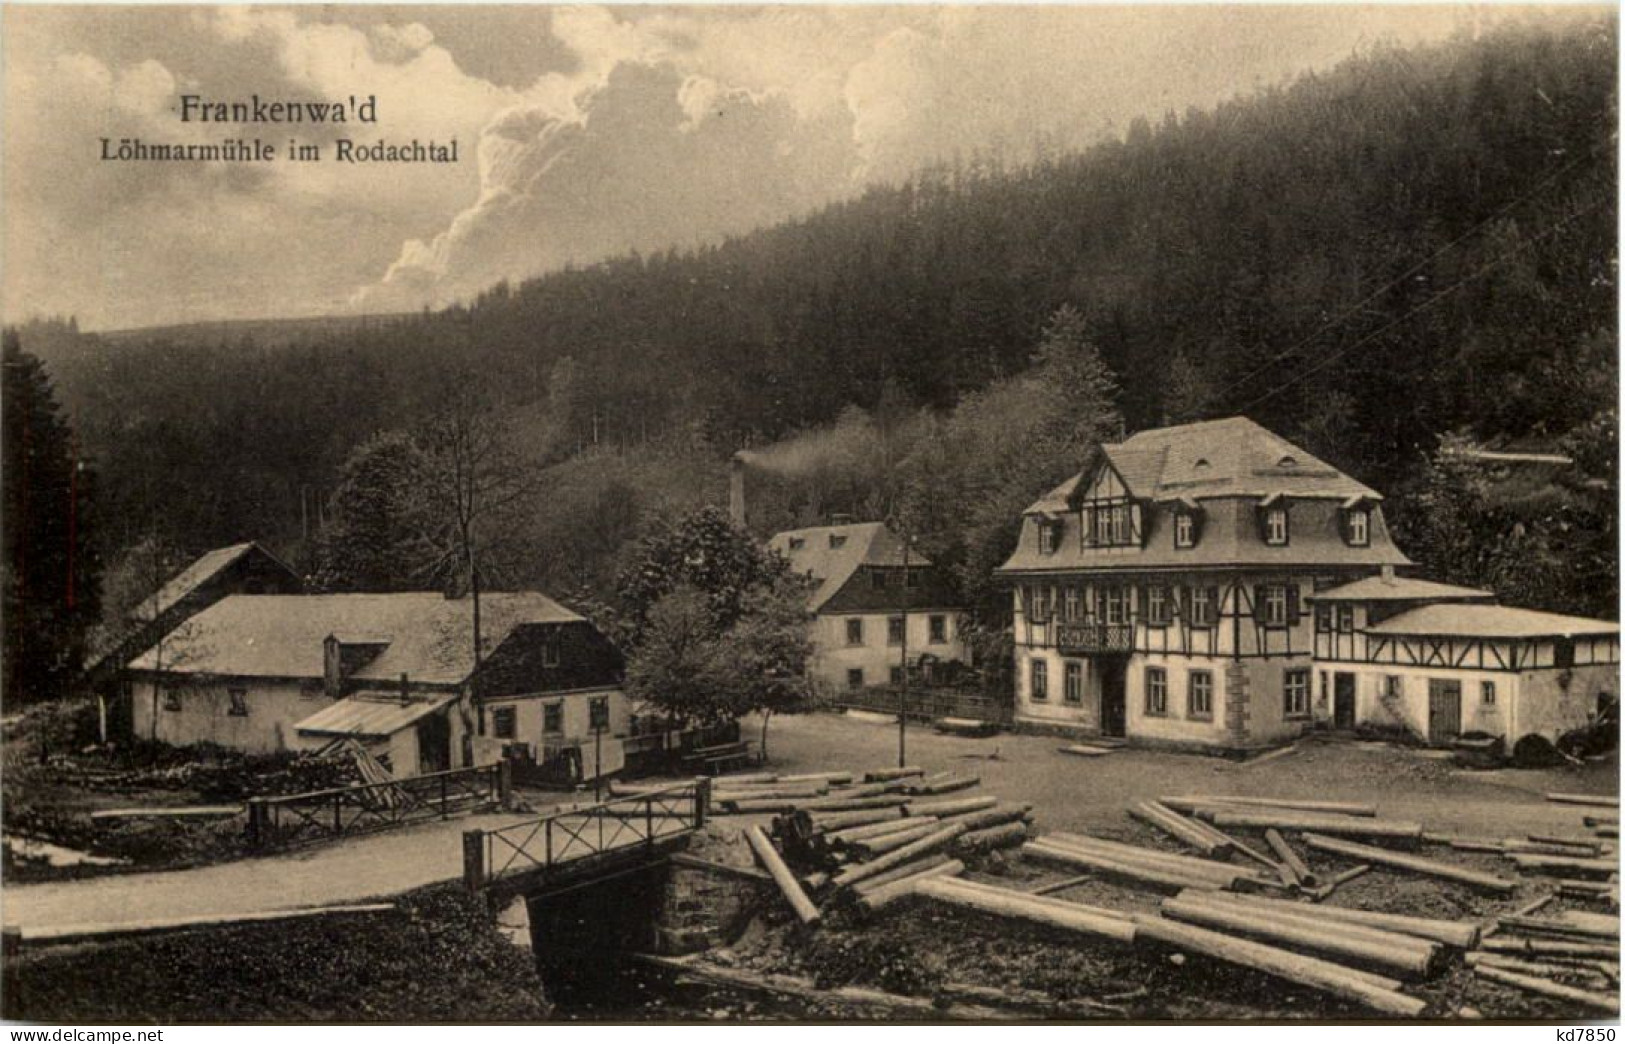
9 16 1618 665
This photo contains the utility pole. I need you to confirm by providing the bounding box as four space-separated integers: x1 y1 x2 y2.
899 531 911 769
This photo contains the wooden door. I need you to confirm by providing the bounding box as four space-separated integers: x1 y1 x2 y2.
1100 660 1127 738
1428 679 1462 745
1334 673 1356 729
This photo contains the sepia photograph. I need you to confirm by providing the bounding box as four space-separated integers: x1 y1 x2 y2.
0 1 1618 1026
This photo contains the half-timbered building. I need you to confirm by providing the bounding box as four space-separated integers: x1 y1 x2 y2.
997 416 1619 750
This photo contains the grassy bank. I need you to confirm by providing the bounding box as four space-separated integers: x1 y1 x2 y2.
5 886 550 1022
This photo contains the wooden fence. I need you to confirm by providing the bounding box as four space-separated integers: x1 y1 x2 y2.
246 763 507 849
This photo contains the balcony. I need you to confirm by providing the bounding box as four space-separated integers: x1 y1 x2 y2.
1054 622 1134 655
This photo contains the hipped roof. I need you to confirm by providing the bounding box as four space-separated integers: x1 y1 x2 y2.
768 522 932 611
129 592 582 684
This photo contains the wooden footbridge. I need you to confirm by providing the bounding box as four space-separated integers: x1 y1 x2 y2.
461 779 712 897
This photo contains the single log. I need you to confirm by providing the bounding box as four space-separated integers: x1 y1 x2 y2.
1556 880 1620 896
913 877 1137 943
905 775 981 797
722 798 801 814
863 766 925 782
1468 951 1612 974
1546 793 1619 809
1264 829 1317 888
716 784 826 804
1024 841 1232 893
1161 894 1440 977
855 859 966 915
1060 745 1112 757
810 808 904 832
1187 819 1293 878
1302 833 1517 894
951 822 1029 856
1160 795 1378 817
851 853 953 894
1206 890 1479 948
1211 810 1424 844
1131 802 1232 858
1525 834 1606 852
1557 910 1621 933
715 772 779 785
1507 838 1606 858
836 781 910 799
1507 853 1620 879
905 795 997 817
1481 937 1621 959
827 815 939 845
799 795 912 813
1583 815 1619 827
744 825 821 926
1497 915 1619 939
1126 913 1425 1015
832 822 969 889
18 903 399 945
852 822 938 857
936 802 1032 834
1045 833 1267 886
1032 874 1093 896
88 805 242 820
778 772 853 785
1423 833 1506 853
1596 826 1619 839
1474 964 1619 1014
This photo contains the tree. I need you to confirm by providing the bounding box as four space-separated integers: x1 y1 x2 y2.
313 431 432 592
615 505 790 640
714 573 814 759
3 330 100 702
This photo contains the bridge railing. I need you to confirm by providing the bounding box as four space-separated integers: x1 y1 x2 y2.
465 778 710 890
246 763 507 850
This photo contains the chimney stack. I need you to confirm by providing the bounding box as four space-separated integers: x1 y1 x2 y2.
730 452 748 528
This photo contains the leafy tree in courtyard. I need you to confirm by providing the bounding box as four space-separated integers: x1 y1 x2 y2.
3 330 100 702
619 509 812 756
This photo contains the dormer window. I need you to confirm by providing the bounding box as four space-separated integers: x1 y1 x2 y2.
1277 455 1298 468
1037 520 1059 555
828 534 847 549
788 537 806 551
1263 505 1289 546
1345 508 1370 547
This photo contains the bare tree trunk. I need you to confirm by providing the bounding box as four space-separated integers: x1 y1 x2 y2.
760 708 773 763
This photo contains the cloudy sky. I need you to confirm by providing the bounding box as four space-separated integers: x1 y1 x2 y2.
0 4 1575 331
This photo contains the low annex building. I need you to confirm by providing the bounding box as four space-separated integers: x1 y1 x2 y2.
769 522 970 697
997 416 1618 750
126 590 630 778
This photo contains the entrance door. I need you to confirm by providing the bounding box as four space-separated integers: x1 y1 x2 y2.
1100 660 1127 738
1427 679 1462 746
417 710 452 774
1334 673 1357 730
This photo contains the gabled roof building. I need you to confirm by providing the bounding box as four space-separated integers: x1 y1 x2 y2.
997 417 1617 750
769 521 970 697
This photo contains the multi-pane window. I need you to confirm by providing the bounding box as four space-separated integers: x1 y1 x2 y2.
1091 503 1134 547
1346 509 1370 547
929 615 947 644
1146 585 1169 626
846 618 864 646
589 696 610 730
847 668 865 691
1103 587 1125 626
887 616 905 647
1064 661 1084 704
1316 604 1333 633
1094 508 1114 546
1031 660 1049 702
788 537 806 551
1284 668 1311 717
543 702 563 734
1111 505 1132 545
492 706 517 739
1145 667 1168 716
1264 506 1289 546
227 688 249 717
1028 586 1048 621
1383 675 1403 702
542 638 561 668
1482 680 1497 706
1335 605 1355 633
829 534 847 549
1262 585 1289 627
1038 522 1058 555
1188 586 1216 627
1063 588 1079 623
1188 670 1213 719
163 686 182 711
1174 512 1196 548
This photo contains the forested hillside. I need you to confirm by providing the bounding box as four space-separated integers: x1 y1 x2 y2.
12 16 1617 632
